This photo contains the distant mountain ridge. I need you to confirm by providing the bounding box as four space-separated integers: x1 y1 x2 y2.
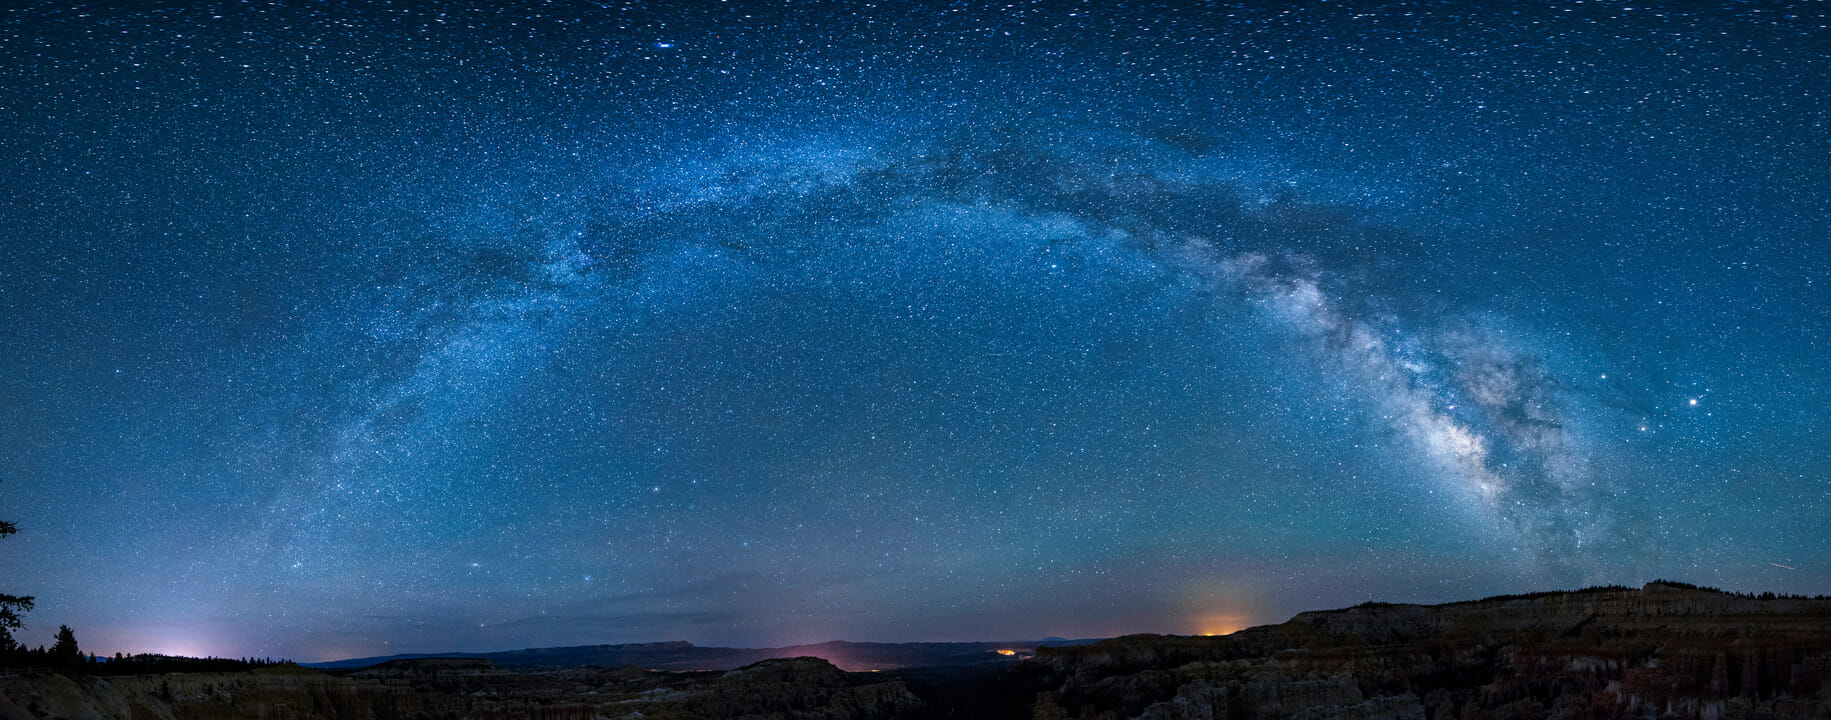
308 637 1101 672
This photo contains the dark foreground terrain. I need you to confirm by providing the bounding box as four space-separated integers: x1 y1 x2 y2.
0 656 923 720
5 582 1830 719
1025 581 1831 719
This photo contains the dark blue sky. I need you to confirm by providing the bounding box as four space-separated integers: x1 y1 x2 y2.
1 1 1826 662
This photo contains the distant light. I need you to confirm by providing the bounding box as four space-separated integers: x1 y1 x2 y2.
1195 613 1250 637
1689 398 1699 406
995 649 1017 656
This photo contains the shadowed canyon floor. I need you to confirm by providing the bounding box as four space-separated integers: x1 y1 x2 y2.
4 583 1830 719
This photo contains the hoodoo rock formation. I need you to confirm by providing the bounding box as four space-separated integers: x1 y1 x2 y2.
1027 582 1831 719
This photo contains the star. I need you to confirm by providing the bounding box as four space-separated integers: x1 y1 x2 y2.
0 0 1822 663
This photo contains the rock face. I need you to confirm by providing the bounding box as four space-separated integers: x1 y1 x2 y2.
0 656 921 720
1028 583 1831 720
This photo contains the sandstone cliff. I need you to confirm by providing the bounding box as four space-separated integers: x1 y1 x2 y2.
1028 582 1831 720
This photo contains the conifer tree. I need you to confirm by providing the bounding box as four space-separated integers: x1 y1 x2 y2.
52 625 81 667
0 481 32 654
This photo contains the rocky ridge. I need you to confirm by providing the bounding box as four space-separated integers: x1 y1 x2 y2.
1027 582 1831 720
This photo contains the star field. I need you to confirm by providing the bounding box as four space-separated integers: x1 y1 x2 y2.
0 1 1827 661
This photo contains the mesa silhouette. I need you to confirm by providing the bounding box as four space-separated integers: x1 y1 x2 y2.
307 637 1095 672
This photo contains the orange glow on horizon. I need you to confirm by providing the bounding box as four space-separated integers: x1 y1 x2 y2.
995 649 1017 656
1194 613 1251 637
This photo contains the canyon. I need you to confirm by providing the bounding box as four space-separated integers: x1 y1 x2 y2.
4 582 1828 719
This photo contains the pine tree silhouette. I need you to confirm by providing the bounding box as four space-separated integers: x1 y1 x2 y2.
52 625 82 668
0 479 34 656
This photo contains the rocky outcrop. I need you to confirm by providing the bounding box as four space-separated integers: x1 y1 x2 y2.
1029 583 1831 720
0 656 921 720
682 657 923 719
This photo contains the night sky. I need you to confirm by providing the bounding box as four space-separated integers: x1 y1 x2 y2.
1 1 1827 662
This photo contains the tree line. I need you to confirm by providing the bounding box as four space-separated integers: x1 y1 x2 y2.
0 494 37 665
1 482 293 674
